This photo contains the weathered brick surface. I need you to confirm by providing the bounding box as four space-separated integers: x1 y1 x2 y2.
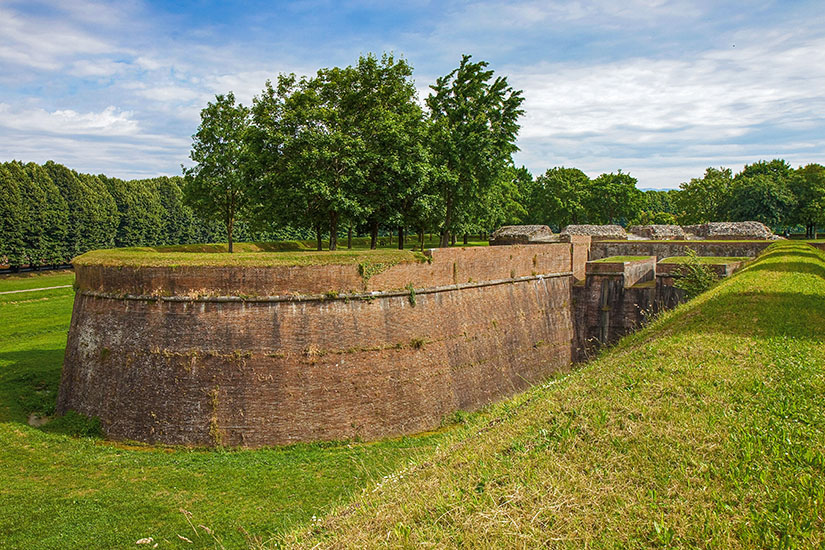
585 257 656 287
566 236 591 281
589 241 772 261
573 274 654 360
58 246 575 447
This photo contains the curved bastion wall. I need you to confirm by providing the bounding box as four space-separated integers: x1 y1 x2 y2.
56 244 583 447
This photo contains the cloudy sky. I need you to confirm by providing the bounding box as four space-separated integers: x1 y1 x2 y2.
1 0 823 188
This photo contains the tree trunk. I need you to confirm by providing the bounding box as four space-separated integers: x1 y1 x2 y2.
328 212 338 251
370 220 379 249
419 229 425 251
463 233 468 245
227 217 234 253
439 196 453 247
398 226 404 250
347 226 352 249
316 224 323 251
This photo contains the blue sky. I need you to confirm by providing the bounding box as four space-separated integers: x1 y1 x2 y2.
1 0 823 188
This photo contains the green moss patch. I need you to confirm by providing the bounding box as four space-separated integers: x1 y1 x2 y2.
73 245 425 268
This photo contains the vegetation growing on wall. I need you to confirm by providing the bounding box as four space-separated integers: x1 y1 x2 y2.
672 248 720 299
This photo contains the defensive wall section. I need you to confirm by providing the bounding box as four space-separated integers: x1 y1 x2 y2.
57 236 753 448
57 244 583 447
588 240 772 261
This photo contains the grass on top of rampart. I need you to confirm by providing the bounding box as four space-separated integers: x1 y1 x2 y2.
599 239 775 243
283 241 825 548
659 255 750 264
73 244 427 268
589 255 654 263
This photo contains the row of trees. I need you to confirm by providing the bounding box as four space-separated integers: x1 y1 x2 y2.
522 160 825 235
3 155 822 268
672 160 825 235
0 160 307 268
188 52 825 250
186 53 526 251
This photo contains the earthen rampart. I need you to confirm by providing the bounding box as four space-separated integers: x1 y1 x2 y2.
58 244 580 447
57 239 755 447
75 243 574 297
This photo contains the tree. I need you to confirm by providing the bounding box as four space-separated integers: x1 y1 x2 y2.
675 167 732 224
790 164 825 237
101 175 163 247
0 163 25 267
251 54 431 251
346 54 430 250
184 92 251 252
479 165 529 235
250 72 362 251
426 55 525 247
44 161 118 255
631 189 679 226
525 167 589 229
584 171 643 225
725 174 794 227
725 159 794 227
152 176 198 245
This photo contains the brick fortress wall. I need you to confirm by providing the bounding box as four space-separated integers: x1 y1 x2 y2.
589 240 772 261
57 244 580 447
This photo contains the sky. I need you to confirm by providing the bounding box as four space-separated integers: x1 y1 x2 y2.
1 0 823 189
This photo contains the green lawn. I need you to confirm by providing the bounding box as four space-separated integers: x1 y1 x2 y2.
285 241 825 548
0 271 456 549
0 270 75 293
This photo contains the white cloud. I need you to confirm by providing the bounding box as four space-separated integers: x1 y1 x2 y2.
0 5 114 70
0 104 140 136
507 26 825 186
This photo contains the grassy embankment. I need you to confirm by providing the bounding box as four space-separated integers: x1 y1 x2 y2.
284 241 825 548
589 255 654 263
0 269 460 549
659 256 750 265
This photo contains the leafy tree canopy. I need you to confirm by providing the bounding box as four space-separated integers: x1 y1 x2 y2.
184 92 252 252
426 54 525 246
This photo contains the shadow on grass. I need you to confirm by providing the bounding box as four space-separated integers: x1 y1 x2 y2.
0 348 67 426
657 285 825 343
744 259 825 280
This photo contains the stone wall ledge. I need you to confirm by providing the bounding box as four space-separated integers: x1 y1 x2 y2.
78 271 573 303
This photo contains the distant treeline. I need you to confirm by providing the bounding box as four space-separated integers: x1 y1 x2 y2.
522 159 825 236
0 161 308 269
2 157 823 268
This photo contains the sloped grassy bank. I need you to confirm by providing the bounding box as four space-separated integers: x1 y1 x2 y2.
285 241 825 548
